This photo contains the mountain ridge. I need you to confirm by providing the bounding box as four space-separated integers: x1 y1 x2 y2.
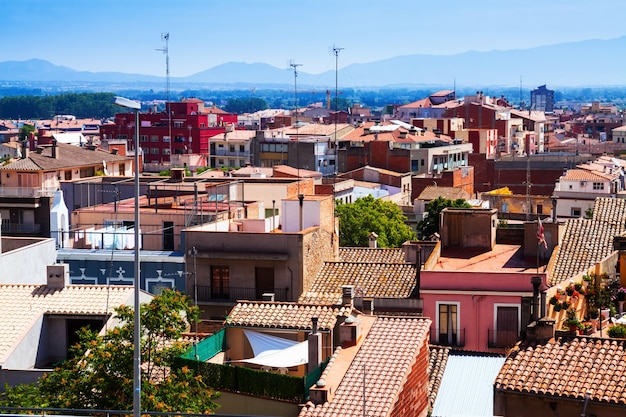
2 36 626 88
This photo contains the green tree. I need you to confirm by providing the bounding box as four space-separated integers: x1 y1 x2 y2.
416 197 471 239
18 124 36 142
0 289 219 414
336 195 415 247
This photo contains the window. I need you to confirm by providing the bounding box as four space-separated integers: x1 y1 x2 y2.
150 135 159 142
572 207 582 217
151 148 160 154
140 135 148 142
492 305 520 348
536 204 543 215
174 121 185 128
163 136 170 143
239 145 245 152
211 266 230 299
437 303 459 346
229 145 235 152
593 182 604 190
174 136 185 143
117 134 128 140
162 148 171 155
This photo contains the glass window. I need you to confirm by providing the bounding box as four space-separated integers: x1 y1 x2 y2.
211 266 230 299
438 303 458 346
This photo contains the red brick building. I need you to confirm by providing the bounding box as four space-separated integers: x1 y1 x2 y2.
101 99 238 164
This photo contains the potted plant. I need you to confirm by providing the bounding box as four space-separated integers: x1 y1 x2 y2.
565 309 581 333
607 323 626 338
566 285 575 296
617 287 626 302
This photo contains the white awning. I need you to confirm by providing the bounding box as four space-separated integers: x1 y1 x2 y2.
234 330 308 368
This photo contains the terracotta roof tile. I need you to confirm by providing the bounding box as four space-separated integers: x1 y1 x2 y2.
299 316 431 417
495 337 626 404
338 247 407 264
225 301 348 331
299 261 417 305
0 284 133 362
548 198 626 286
428 346 451 409
0 142 131 172
417 185 471 201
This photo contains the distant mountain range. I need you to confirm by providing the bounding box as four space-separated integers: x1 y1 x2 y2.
3 37 626 88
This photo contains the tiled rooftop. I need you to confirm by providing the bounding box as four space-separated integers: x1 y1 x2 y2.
417 185 471 202
299 261 417 305
548 198 626 286
0 142 131 172
225 301 348 331
428 346 451 410
0 284 133 362
495 337 626 404
338 247 407 264
299 316 431 417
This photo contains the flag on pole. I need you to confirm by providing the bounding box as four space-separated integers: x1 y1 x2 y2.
537 217 547 249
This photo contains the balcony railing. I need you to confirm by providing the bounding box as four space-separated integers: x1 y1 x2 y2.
430 328 465 347
0 187 56 198
1 222 42 233
195 285 289 303
488 329 520 349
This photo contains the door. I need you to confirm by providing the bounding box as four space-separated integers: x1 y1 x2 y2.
496 306 519 347
255 267 275 299
163 221 174 251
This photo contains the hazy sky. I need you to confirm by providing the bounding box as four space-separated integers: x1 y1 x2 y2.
4 0 626 77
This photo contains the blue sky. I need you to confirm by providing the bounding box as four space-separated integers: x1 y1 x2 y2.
4 0 626 77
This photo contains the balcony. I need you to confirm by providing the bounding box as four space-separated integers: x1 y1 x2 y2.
195 285 289 303
1 222 42 234
430 328 465 347
488 329 520 349
0 187 56 198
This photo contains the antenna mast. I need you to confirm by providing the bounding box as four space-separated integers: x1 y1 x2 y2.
157 33 171 167
290 60 304 230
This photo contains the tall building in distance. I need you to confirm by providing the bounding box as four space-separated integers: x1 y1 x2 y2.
530 84 555 113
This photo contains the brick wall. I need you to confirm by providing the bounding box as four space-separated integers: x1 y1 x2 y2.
390 341 430 417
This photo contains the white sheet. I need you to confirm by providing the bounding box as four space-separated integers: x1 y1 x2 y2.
235 330 309 368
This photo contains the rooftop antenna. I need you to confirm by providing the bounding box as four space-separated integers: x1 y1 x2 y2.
332 45 343 245
156 33 172 167
519 75 525 110
290 59 304 230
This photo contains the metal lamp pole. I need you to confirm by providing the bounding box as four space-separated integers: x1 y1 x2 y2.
113 96 141 417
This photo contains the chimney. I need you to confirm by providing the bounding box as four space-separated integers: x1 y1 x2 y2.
52 138 58 159
47 264 69 289
368 232 378 248
531 276 542 322
525 317 555 343
21 140 29 159
362 298 374 315
342 285 354 307
307 317 322 373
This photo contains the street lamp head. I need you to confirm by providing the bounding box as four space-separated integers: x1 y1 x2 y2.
113 96 141 111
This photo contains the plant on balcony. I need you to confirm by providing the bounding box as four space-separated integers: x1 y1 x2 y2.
607 323 626 338
565 308 583 332
617 287 626 302
549 295 559 305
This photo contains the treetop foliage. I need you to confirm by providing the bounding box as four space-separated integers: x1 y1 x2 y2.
0 289 220 414
416 197 471 239
336 195 416 248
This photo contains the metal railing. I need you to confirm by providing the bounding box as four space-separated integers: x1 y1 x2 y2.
195 285 289 303
430 328 465 347
488 329 520 349
0 187 56 197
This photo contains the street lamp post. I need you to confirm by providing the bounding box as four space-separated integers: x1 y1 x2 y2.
113 96 141 417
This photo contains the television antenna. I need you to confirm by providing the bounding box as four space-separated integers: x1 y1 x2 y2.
156 33 172 166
